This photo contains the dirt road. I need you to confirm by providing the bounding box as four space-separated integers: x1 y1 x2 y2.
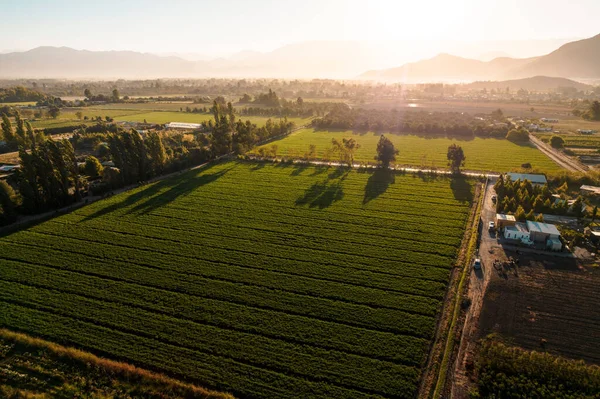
529 134 587 172
450 178 498 398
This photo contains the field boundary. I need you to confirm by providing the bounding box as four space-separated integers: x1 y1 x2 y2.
434 178 484 398
417 178 483 398
0 328 234 399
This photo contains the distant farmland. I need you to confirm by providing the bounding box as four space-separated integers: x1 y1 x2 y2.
29 107 311 129
0 161 473 398
253 128 562 173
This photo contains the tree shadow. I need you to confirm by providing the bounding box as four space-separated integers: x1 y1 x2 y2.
363 168 395 204
81 164 229 221
126 167 231 215
295 181 344 209
250 162 266 171
450 176 474 203
295 167 348 209
290 163 309 176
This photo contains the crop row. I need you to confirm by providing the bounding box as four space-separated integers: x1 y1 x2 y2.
73 193 468 236
69 200 466 248
21 221 456 272
0 260 429 365
0 302 396 399
0 282 419 397
174 177 473 210
43 216 460 262
1 237 450 292
0 247 436 337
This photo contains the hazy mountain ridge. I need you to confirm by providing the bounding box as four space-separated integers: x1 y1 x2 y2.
463 76 591 92
0 42 402 79
360 33 600 82
0 34 598 81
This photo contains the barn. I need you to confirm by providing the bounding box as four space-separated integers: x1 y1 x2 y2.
526 221 561 243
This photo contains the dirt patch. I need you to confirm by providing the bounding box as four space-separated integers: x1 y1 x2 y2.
478 251 600 364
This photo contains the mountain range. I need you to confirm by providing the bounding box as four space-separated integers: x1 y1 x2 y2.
0 41 402 79
361 34 600 83
0 34 599 82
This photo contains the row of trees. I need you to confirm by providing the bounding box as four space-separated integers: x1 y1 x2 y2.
1 112 46 150
474 340 600 398
311 105 510 138
494 175 585 217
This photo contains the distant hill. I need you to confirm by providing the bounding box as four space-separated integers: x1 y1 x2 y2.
0 47 196 79
360 54 535 82
360 33 600 82
0 42 411 79
463 76 591 92
508 34 600 79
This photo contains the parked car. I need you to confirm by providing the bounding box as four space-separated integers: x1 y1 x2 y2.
473 258 482 270
488 221 495 231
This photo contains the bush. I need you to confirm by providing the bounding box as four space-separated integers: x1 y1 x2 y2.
550 135 565 148
506 129 529 143
84 156 104 178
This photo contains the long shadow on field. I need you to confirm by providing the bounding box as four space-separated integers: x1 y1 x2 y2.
81 165 228 221
450 176 474 203
363 168 395 204
295 168 348 209
126 168 231 215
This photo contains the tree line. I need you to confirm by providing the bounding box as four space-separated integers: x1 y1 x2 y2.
494 175 584 220
0 100 295 225
311 105 510 138
473 340 600 398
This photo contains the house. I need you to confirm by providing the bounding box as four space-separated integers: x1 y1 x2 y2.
540 118 559 123
506 173 547 186
165 122 203 130
551 194 586 212
585 227 600 244
526 221 561 244
580 185 600 196
0 165 20 173
495 213 516 229
504 222 532 245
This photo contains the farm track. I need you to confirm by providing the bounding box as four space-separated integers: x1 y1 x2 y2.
528 134 587 172
0 161 473 399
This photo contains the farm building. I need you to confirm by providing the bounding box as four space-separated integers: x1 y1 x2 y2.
577 129 597 134
506 172 547 186
165 122 203 130
502 220 562 250
504 222 531 244
495 213 516 229
540 118 559 123
580 185 600 196
526 221 561 243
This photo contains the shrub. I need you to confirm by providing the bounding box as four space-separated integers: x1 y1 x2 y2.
550 135 565 149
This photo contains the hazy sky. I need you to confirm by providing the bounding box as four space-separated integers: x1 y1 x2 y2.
2 0 599 57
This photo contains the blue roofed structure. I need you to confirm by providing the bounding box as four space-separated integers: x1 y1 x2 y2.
506 173 547 186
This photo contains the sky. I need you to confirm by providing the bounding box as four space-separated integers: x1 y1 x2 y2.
2 0 599 59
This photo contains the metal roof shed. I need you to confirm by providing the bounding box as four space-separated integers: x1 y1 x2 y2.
526 221 560 242
506 173 547 186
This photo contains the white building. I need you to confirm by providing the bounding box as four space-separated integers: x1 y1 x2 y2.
504 222 532 245
165 122 203 130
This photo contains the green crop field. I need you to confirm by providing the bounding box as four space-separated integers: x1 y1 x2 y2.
536 133 600 149
253 129 562 173
0 160 473 399
29 107 311 129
